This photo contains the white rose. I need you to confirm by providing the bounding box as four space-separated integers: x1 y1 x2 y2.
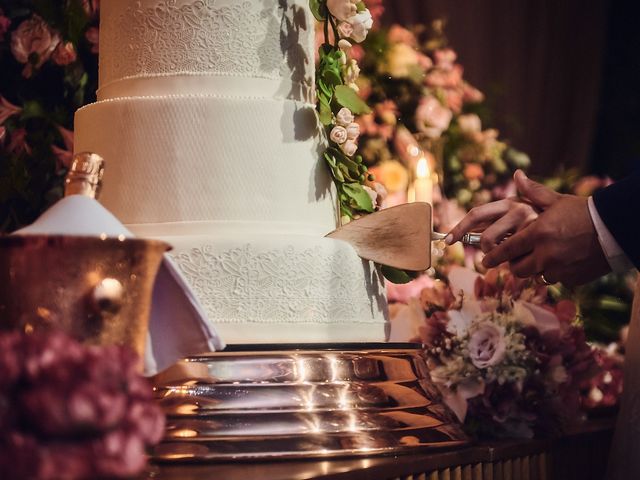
337 21 354 39
335 107 354 126
457 114 482 135
329 125 348 144
346 122 360 140
467 322 507 369
326 0 357 22
347 8 373 43
363 185 378 207
340 139 357 156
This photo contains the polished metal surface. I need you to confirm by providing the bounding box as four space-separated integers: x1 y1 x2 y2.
152 346 469 461
0 234 169 360
64 152 105 198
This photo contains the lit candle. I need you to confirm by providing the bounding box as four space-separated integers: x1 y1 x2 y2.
414 156 433 205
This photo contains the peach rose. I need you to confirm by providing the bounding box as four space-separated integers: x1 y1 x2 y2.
387 25 417 46
463 163 484 180
11 15 61 77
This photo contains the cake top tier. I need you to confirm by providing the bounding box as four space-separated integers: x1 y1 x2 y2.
98 0 316 101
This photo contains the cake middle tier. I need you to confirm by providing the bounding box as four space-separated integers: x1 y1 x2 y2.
74 95 336 231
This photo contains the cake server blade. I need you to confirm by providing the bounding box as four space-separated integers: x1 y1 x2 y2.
325 202 481 272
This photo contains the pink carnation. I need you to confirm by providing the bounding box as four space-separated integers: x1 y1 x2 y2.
11 15 61 78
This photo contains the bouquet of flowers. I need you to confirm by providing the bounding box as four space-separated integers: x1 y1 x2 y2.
392 265 598 438
0 0 99 233
356 22 530 212
0 330 165 480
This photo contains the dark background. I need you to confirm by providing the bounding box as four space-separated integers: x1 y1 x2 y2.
384 0 640 179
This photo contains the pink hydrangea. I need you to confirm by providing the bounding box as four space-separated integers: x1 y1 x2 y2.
0 330 165 480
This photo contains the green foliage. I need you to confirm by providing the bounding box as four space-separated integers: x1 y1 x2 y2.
334 85 371 114
309 0 327 21
380 265 420 284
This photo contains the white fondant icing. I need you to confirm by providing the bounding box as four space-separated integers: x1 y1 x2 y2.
74 0 389 345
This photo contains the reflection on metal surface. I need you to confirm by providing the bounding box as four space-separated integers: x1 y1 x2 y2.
152 345 469 461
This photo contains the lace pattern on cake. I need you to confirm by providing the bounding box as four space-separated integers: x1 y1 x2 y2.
101 0 313 96
172 244 384 324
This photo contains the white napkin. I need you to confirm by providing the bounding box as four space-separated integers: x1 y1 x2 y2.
16 195 225 374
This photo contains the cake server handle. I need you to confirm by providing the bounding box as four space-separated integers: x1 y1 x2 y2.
432 231 482 246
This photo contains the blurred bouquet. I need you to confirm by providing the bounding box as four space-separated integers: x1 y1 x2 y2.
0 1 99 232
0 330 164 480
356 22 530 214
391 265 598 439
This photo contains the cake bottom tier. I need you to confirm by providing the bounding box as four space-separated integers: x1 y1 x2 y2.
130 222 389 344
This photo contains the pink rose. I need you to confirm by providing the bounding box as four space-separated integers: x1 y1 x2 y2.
11 15 61 78
468 321 507 369
52 41 77 66
346 122 360 140
337 21 353 39
329 125 348 144
425 63 464 88
340 139 357 156
415 96 452 138
85 26 99 54
335 107 354 126
443 88 463 113
0 95 22 125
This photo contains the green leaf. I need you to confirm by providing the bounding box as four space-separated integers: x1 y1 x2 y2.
309 0 327 21
334 85 371 114
21 101 46 120
381 266 415 284
319 100 333 126
342 182 373 212
356 2 367 12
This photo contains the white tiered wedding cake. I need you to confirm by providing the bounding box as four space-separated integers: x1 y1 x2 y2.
74 0 388 344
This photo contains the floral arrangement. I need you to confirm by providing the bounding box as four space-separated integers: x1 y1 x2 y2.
0 330 165 480
0 0 99 233
310 0 387 219
356 22 530 213
391 265 598 438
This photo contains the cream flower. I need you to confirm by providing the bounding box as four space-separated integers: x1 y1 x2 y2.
335 107 354 126
457 114 482 135
329 125 348 144
467 321 507 369
340 139 357 156
346 8 373 43
346 122 360 140
385 43 419 78
326 0 357 22
344 59 360 89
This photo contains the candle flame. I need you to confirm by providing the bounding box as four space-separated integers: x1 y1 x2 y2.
416 157 429 178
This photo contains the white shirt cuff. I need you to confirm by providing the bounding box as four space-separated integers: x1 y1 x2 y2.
588 196 634 273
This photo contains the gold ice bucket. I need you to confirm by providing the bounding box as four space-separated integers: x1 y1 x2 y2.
0 234 170 358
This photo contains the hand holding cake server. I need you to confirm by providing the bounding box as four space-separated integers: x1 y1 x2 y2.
445 169 638 286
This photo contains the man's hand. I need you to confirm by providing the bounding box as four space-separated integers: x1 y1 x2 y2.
481 171 610 286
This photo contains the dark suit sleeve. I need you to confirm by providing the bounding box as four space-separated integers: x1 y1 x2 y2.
592 172 640 269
